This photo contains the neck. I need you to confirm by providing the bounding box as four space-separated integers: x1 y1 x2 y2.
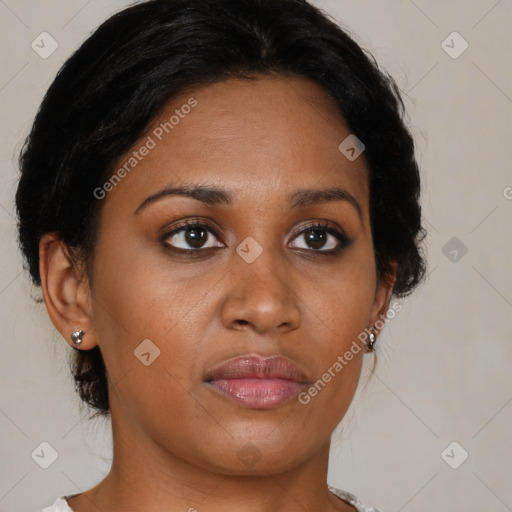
72 410 351 512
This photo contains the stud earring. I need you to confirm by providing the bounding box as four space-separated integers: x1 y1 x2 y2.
71 330 84 345
367 327 377 352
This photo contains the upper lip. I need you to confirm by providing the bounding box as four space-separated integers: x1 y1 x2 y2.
204 355 308 382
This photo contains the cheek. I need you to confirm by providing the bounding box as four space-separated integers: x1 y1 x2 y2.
296 244 376 397
87 239 241 468
302 240 377 335
88 226 235 415
88 243 214 438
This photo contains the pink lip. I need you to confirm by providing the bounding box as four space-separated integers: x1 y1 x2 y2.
204 355 308 409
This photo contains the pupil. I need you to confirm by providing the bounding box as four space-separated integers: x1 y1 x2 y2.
186 227 206 248
306 229 326 249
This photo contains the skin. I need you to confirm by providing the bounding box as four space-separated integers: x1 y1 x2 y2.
39 75 396 512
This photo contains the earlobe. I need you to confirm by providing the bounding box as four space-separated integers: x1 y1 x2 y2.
39 233 97 350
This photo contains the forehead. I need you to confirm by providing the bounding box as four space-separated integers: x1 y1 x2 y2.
101 75 369 219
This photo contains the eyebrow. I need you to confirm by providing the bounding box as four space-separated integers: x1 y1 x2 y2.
133 183 363 221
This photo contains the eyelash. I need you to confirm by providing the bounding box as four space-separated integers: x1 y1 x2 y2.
161 219 351 256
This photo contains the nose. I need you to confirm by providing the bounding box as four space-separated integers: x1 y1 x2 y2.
219 244 301 336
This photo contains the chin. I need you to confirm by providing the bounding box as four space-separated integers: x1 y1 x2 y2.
194 435 321 477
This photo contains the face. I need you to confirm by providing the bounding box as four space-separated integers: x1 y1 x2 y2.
64 75 393 475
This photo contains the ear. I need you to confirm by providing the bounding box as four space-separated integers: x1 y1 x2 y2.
369 260 398 336
39 233 98 350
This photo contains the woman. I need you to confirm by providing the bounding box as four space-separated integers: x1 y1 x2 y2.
15 0 426 510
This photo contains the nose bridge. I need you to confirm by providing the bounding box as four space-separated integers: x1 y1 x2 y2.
232 202 285 279
239 236 284 291
220 231 301 335
238 232 288 300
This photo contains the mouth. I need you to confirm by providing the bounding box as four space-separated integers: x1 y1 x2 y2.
203 355 309 409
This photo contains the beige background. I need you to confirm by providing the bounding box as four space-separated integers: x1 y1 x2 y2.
1 1 511 511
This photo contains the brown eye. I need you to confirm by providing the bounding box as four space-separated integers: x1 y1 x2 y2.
304 228 330 250
162 220 350 255
289 223 351 253
163 222 224 251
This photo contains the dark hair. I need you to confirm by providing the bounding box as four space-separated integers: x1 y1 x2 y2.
15 0 426 416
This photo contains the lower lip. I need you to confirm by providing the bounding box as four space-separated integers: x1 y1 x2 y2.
206 378 304 409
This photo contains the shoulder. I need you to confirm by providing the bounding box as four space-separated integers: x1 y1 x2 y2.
328 485 384 512
35 495 74 512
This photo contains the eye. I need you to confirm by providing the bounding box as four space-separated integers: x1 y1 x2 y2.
161 219 351 255
288 222 350 253
162 221 224 251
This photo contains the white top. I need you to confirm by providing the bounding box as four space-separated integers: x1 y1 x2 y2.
37 487 383 512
